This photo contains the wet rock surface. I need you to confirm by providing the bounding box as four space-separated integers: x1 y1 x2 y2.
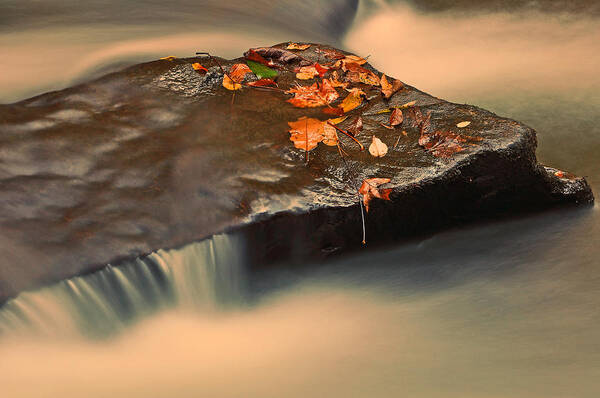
0 43 593 303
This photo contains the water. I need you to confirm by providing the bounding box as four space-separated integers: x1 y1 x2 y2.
1 1 599 397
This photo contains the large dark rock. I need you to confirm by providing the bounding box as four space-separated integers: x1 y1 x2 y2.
0 43 593 303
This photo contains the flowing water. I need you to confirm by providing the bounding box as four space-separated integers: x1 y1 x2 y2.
1 1 599 397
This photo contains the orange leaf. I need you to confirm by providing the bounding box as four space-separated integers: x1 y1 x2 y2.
223 63 252 91
380 74 403 99
359 178 392 212
344 62 380 86
160 55 177 61
286 79 339 108
192 63 208 73
287 43 311 50
339 88 365 113
330 70 349 88
288 117 325 151
296 65 319 80
322 123 339 146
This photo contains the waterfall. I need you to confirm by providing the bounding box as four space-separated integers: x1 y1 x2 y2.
0 234 246 338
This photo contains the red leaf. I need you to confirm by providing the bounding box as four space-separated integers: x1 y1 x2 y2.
247 78 277 87
323 107 344 116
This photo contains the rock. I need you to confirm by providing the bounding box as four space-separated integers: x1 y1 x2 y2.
0 43 593 303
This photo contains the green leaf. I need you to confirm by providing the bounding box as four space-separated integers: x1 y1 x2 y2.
246 60 278 79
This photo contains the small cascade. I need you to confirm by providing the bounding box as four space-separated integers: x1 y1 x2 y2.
0 233 246 338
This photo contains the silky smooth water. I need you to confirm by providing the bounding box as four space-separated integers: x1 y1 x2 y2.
0 1 599 397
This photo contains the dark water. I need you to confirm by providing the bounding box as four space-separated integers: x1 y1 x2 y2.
0 1 599 397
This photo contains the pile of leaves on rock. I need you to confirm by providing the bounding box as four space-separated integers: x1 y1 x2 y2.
165 43 481 242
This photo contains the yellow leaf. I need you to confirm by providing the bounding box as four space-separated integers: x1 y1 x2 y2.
340 88 365 113
222 75 242 90
287 43 311 50
369 136 388 157
394 101 417 109
327 116 348 125
160 56 177 61
456 121 471 128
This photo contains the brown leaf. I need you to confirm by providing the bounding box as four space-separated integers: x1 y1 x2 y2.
347 116 363 136
286 79 339 108
344 62 380 86
322 123 338 146
329 70 349 88
339 88 365 112
315 47 346 60
323 107 345 116
245 47 311 66
247 78 277 87
389 108 403 126
359 178 392 212
244 49 274 67
418 129 482 158
287 43 311 50
288 117 325 151
380 74 404 99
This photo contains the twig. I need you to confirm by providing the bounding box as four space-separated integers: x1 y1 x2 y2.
327 122 364 151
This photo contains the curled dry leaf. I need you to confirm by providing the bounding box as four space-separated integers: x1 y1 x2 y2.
160 56 177 61
339 88 366 113
369 136 388 157
244 49 274 67
288 117 325 151
456 121 471 128
192 63 208 73
397 100 416 109
359 178 392 212
222 63 252 91
286 79 339 108
380 74 404 99
287 43 311 50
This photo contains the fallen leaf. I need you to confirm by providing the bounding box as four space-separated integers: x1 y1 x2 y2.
389 108 403 126
335 55 368 68
339 88 365 112
418 129 482 158
396 100 416 109
246 60 278 79
295 63 328 80
328 116 348 125
329 70 349 88
380 74 403 99
245 47 311 66
456 121 471 128
160 56 177 61
287 43 311 50
192 63 208 73
247 78 277 87
359 178 392 212
344 62 380 86
323 107 345 116
288 117 325 151
369 136 388 157
296 65 319 80
222 63 252 90
322 123 338 146
244 49 274 67
286 79 339 108
554 170 565 178
348 116 363 136
315 47 346 60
